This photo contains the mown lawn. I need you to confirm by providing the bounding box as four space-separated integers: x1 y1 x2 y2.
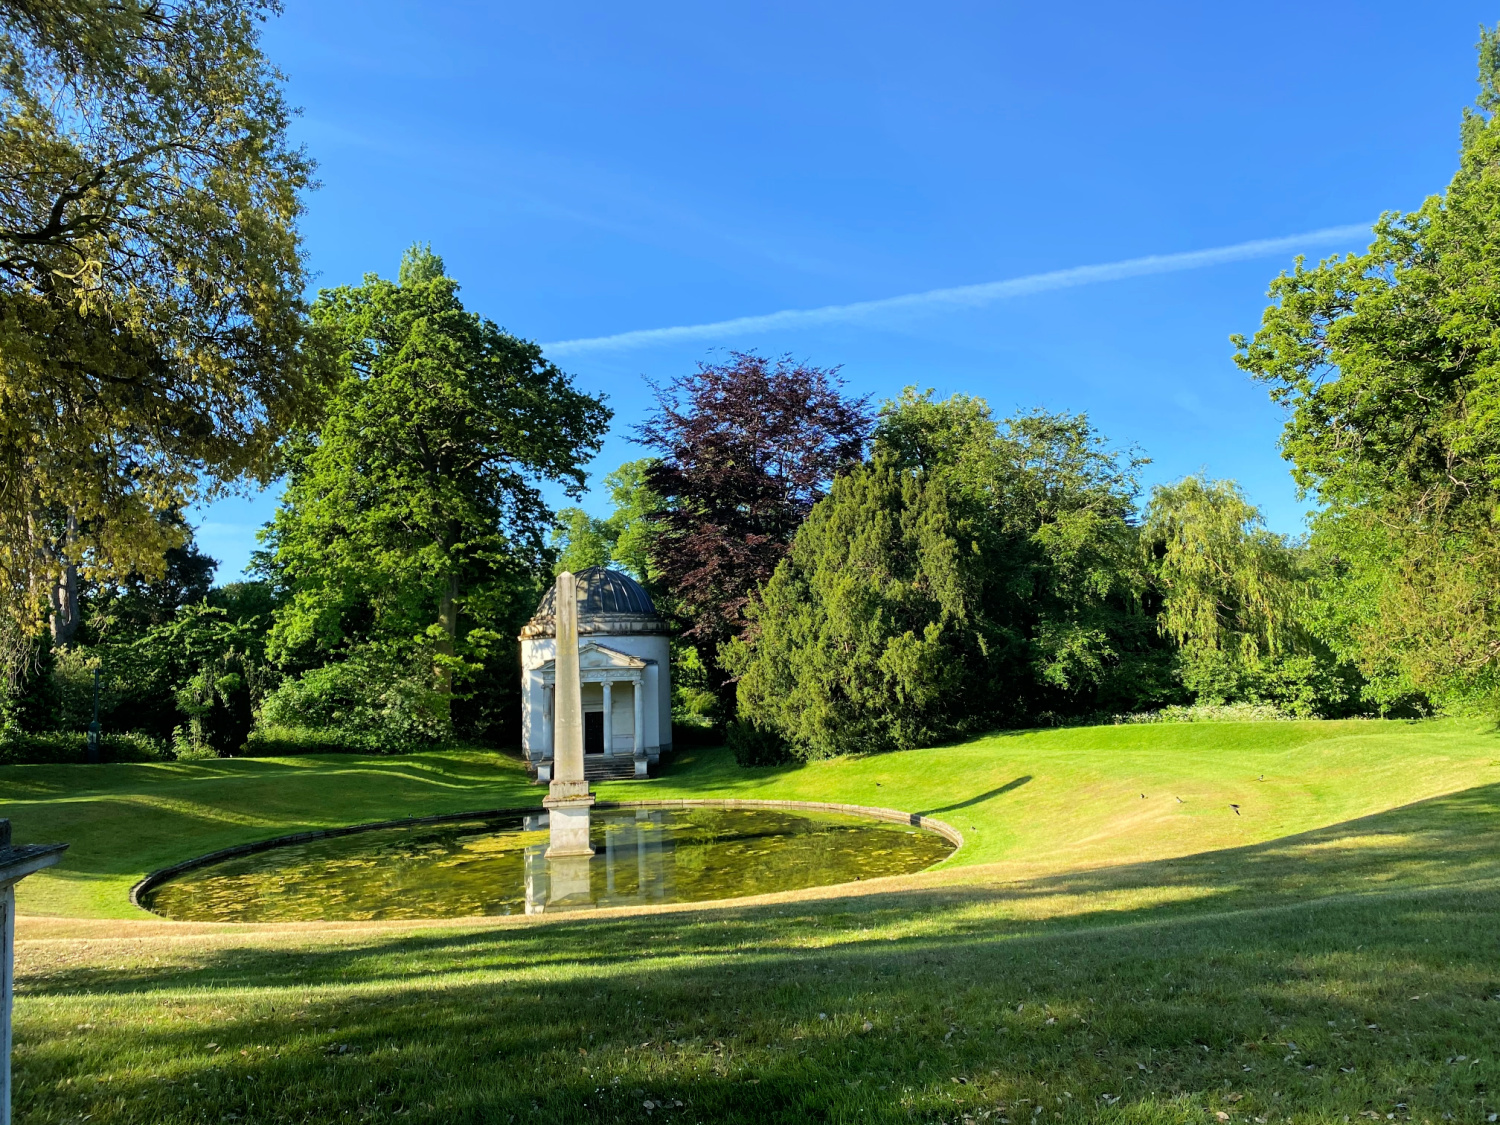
8 718 1500 1122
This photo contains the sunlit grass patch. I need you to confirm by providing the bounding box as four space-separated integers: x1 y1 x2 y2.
9 718 1500 1121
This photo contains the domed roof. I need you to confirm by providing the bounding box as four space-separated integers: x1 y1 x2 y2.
519 567 670 639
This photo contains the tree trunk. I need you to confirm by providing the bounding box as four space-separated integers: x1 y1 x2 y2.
49 513 79 647
435 570 459 696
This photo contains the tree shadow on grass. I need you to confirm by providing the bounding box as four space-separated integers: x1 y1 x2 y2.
918 776 1031 816
23 781 1500 999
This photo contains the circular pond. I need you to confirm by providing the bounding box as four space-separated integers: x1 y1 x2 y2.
141 806 956 921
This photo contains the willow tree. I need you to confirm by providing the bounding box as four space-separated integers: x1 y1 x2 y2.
0 0 321 672
1141 476 1365 716
1143 476 1304 662
261 247 610 719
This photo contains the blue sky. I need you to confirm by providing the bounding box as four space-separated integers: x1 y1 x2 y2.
198 0 1493 577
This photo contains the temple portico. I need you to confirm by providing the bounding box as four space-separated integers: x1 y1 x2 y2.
520 568 672 782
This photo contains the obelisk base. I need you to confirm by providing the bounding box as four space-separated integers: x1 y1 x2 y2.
543 785 596 858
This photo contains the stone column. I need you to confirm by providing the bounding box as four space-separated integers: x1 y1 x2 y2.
633 676 647 777
542 686 554 755
1 820 67 1125
544 572 594 857
602 680 614 756
538 685 554 784
633 677 644 756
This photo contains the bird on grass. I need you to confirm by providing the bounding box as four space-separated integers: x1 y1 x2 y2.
1176 797 1184 804
1230 804 1241 815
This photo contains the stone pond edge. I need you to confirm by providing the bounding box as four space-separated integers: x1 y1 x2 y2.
127 800 965 913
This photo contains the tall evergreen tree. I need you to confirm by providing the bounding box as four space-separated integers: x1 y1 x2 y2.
726 454 986 757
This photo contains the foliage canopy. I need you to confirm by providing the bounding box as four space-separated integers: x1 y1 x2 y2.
728 390 1171 758
550 460 663 583
258 246 610 741
1234 26 1500 709
0 0 322 662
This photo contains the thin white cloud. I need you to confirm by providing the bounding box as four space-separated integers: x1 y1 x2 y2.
542 224 1371 357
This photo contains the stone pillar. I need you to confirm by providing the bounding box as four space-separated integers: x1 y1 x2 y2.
536 684 555 784
1 820 67 1125
544 572 594 857
633 677 647 777
542 686 554 757
602 680 614 756
1 881 10 1125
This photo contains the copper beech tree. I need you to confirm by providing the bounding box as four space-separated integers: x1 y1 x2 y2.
638 352 872 696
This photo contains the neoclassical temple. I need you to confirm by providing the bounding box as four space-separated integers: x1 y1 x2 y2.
519 568 672 780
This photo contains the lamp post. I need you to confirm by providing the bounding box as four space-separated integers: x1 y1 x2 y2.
85 667 100 765
0 820 66 1125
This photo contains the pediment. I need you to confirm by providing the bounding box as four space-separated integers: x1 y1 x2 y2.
537 642 647 674
580 642 647 669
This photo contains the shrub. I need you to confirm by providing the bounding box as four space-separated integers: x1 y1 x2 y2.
1111 702 1293 724
725 720 792 767
258 646 451 752
240 725 510 758
1177 648 1363 719
0 728 169 765
243 725 402 756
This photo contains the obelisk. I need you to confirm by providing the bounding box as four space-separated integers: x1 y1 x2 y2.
544 570 595 857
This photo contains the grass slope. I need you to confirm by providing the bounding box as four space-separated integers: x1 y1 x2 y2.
8 718 1500 1122
6 717 1498 919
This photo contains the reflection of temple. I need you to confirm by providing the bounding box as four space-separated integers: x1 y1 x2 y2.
519 569 672 782
523 809 674 914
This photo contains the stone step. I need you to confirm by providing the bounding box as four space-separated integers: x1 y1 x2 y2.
583 756 642 781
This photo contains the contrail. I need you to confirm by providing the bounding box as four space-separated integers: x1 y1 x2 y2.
542 223 1370 357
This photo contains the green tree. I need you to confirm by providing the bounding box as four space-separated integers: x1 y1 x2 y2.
260 246 610 737
1143 476 1303 664
1233 27 1500 710
549 459 663 581
0 0 323 665
1142 475 1357 716
1 548 281 755
728 390 1170 759
550 510 614 575
725 455 983 758
877 390 1164 717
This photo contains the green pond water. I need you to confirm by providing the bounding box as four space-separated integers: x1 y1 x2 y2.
142 807 956 921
